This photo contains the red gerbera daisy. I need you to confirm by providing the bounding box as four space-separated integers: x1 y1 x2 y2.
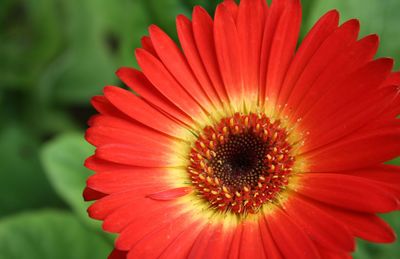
84 0 400 258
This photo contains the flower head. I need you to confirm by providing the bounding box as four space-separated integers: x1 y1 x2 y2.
84 0 400 258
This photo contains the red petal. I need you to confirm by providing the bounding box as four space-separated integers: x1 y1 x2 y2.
140 36 157 57
126 213 200 259
102 196 176 233
266 206 320 259
116 67 193 126
306 198 397 243
278 10 339 107
108 249 127 259
95 143 178 167
103 86 186 138
88 190 137 220
317 249 352 259
284 19 360 116
192 6 229 104
294 35 380 124
115 205 187 250
303 126 400 172
239 220 267 259
188 222 235 259
259 0 287 102
227 224 242 258
135 48 207 121
284 194 355 252
237 0 267 101
157 221 205 259
83 187 106 201
303 83 398 153
149 25 213 110
259 216 284 259
297 173 398 213
301 57 392 134
176 15 224 109
214 4 244 104
85 155 133 172
221 0 238 19
86 168 170 194
147 187 193 201
264 0 302 108
91 96 128 120
86 126 176 150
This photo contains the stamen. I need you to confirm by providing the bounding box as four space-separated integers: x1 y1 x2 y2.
188 113 294 215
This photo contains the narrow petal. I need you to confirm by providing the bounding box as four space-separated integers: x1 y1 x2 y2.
259 216 284 259
83 187 106 201
103 197 177 233
284 19 360 116
237 0 267 106
264 0 302 108
303 126 400 171
278 10 339 107
108 249 127 259
305 198 397 243
158 222 205 259
95 143 181 167
116 67 193 126
86 126 178 150
147 187 193 201
265 206 320 259
239 220 267 259
103 86 188 138
85 155 134 172
87 190 141 220
149 25 214 111
300 58 393 134
284 194 355 252
176 15 223 109
192 6 229 104
221 0 238 19
302 83 398 153
214 3 244 106
296 173 398 213
188 222 236 259
91 96 129 119
140 36 157 57
135 48 208 122
86 168 176 194
127 214 201 259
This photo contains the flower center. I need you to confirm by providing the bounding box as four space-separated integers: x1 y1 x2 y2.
188 113 294 215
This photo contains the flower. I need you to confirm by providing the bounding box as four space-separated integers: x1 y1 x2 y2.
84 0 400 258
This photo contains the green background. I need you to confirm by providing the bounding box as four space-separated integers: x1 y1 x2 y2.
0 0 399 258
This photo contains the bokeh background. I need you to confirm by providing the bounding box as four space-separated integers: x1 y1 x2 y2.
0 0 399 258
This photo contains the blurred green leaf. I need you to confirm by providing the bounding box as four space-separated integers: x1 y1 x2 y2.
40 132 97 227
145 0 189 38
0 0 62 89
305 0 400 69
0 124 63 217
39 0 152 105
0 210 111 259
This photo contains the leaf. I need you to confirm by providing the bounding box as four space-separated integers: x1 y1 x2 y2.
0 0 62 89
145 0 189 38
0 210 112 259
305 0 400 69
40 132 96 227
40 0 151 104
0 123 63 217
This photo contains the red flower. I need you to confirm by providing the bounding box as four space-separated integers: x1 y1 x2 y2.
84 0 400 258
